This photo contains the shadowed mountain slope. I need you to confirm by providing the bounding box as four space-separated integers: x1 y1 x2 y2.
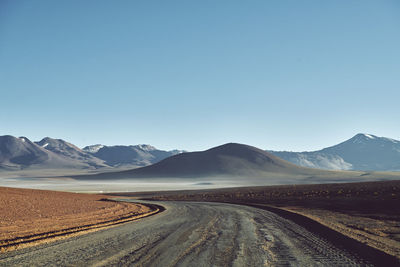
0 136 49 169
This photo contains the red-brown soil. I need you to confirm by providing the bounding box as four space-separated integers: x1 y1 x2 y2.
0 187 156 252
112 180 400 259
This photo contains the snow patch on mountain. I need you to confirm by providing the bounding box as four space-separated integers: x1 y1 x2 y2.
363 134 375 139
82 144 104 153
135 144 157 151
169 149 185 154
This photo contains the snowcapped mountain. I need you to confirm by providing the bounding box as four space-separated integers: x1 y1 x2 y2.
271 134 400 171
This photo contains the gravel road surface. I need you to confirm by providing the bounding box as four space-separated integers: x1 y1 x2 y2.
0 200 374 266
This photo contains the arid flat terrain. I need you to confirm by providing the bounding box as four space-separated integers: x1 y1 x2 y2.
0 200 386 266
2 181 399 266
118 180 400 260
2 181 400 266
0 187 157 252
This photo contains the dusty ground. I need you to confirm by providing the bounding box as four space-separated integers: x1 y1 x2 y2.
1 200 388 266
115 180 400 260
0 187 155 252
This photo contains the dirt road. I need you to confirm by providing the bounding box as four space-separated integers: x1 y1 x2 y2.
0 200 377 266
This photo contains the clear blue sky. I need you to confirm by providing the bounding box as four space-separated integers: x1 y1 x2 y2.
1 1 399 151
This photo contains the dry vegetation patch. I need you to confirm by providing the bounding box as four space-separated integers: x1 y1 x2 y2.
0 187 154 252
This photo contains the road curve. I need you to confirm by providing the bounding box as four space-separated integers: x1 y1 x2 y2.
0 200 374 266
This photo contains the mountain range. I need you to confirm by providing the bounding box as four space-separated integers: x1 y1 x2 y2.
270 134 400 171
0 135 183 171
0 133 399 173
81 143 313 179
0 135 103 170
83 144 184 168
75 142 399 185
